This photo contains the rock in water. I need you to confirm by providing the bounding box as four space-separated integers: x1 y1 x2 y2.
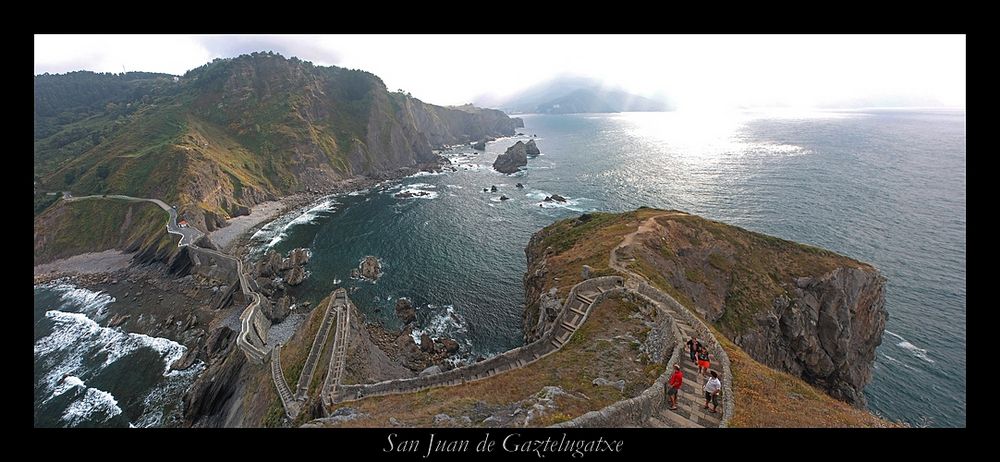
357 256 382 281
500 195 509 201
288 248 310 266
543 194 567 203
493 141 528 174
395 298 416 324
472 140 487 150
516 183 524 188
440 338 460 353
525 139 540 157
285 266 306 286
490 185 498 192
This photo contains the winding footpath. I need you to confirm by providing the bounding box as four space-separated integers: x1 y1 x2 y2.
315 212 733 428
60 192 272 365
62 192 203 246
608 214 734 428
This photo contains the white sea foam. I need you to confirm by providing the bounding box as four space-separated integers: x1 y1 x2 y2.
409 305 469 346
897 341 935 363
445 184 463 189
37 309 189 388
884 330 935 363
253 198 338 251
884 330 905 341
393 187 439 200
61 386 123 426
47 375 85 402
347 188 369 196
41 283 116 319
409 170 446 178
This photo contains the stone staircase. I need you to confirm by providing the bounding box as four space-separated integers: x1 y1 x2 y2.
295 298 336 400
321 290 351 407
646 357 722 428
270 344 300 419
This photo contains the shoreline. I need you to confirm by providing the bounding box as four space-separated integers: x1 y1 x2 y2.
228 159 451 259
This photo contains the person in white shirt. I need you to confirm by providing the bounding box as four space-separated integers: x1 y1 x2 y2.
703 370 722 414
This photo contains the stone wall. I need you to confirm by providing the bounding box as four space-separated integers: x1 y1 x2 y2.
337 276 624 402
637 282 734 427
551 292 682 428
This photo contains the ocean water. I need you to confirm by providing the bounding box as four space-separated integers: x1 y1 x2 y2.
33 282 204 427
256 109 965 427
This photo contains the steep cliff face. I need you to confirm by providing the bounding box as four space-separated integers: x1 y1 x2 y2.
36 52 522 234
734 268 886 404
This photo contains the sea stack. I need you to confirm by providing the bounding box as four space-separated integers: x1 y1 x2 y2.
525 139 540 157
493 141 528 174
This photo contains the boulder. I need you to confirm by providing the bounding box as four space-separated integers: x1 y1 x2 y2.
420 365 443 376
493 141 528 174
357 256 382 281
288 248 310 266
472 140 487 150
395 298 417 324
440 338 460 353
500 195 509 201
285 266 306 286
490 185 498 192
420 334 434 353
515 183 524 188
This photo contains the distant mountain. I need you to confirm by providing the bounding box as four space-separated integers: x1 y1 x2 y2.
479 77 672 114
34 52 522 231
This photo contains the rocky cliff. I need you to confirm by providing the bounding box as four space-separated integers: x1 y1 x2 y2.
35 52 522 233
522 209 887 407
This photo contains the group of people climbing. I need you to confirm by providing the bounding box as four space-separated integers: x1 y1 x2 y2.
665 336 722 414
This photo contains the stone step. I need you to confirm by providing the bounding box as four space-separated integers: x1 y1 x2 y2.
658 409 703 428
647 416 669 428
568 302 588 314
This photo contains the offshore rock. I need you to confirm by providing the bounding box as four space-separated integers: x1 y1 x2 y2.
493 141 528 174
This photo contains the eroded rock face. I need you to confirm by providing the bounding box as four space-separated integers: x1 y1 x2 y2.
285 266 306 286
493 141 528 174
735 267 887 405
525 139 540 157
395 298 416 324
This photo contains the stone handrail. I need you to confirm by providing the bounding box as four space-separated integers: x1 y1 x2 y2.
320 289 352 407
636 282 734 427
334 276 624 405
271 344 299 419
551 295 683 428
295 297 336 400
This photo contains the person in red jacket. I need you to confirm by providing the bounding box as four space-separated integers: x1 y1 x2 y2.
666 364 683 410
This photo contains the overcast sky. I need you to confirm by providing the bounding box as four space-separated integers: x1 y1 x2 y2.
34 34 965 110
